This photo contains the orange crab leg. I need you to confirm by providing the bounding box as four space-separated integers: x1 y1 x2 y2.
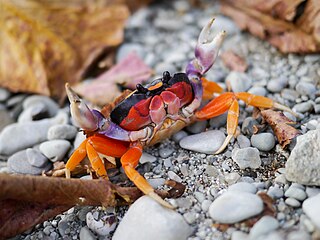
65 139 88 178
88 135 129 157
121 142 174 209
196 92 235 119
202 77 223 100
86 141 108 178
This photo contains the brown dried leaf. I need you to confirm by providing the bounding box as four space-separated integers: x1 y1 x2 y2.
221 50 248 72
0 1 129 100
73 52 153 105
261 109 300 148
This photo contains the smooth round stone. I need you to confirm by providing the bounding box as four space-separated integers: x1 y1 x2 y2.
226 71 252 93
201 199 212 212
180 130 225 154
79 226 95 240
209 113 227 128
267 79 287 93
231 147 261 169
241 117 259 136
18 102 49 123
225 172 241 185
248 86 267 96
159 147 174 158
0 88 11 102
186 120 207 134
231 231 249 240
116 43 145 63
171 130 188 143
209 191 263 224
140 152 157 164
0 109 13 132
23 95 59 117
8 150 52 175
267 185 284 199
249 216 279 239
113 196 192 240
228 182 257 194
295 82 317 97
285 197 301 208
293 102 313 113
281 88 300 102
168 171 182 182
306 187 320 198
26 148 49 168
86 212 117 236
251 133 275 151
284 185 307 201
40 140 71 162
287 230 311 240
147 178 165 188
47 124 77 140
303 194 320 230
236 135 251 148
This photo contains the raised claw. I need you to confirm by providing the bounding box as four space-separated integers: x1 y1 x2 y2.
194 18 226 75
65 83 98 131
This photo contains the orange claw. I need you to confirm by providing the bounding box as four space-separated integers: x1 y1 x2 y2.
121 142 174 209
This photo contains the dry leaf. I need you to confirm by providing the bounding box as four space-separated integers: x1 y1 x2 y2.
0 1 129 100
261 109 300 148
220 0 320 53
221 50 248 72
73 52 153 105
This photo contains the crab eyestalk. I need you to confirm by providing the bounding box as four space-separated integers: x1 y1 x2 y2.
65 83 98 131
187 18 226 77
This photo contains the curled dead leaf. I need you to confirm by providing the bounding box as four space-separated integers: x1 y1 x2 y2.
221 50 248 72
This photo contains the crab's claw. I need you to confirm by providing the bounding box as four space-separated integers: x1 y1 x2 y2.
187 18 226 77
65 83 98 131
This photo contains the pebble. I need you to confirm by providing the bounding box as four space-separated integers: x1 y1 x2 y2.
295 82 317 97
47 124 77 140
116 43 145 62
201 200 212 212
112 196 192 240
284 185 307 201
176 197 193 209
183 212 197 224
23 95 59 117
226 71 252 92
26 148 49 168
179 130 225 154
249 216 279 239
86 212 117 236
0 109 13 132
302 194 320 229
79 226 96 240
275 174 288 185
228 182 257 193
39 140 71 162
250 133 275 151
241 117 259 136
7 150 52 175
0 88 11 102
209 113 227 128
231 147 261 169
293 101 313 113
267 78 287 93
171 130 188 143
267 185 284 199
140 152 157 164
236 135 251 148
285 198 301 208
306 187 320 198
186 120 207 134
18 102 49 123
147 178 165 188
159 147 174 158
248 86 267 96
286 129 320 186
209 191 263 224
231 231 249 240
224 172 241 185
168 171 182 182
281 88 300 102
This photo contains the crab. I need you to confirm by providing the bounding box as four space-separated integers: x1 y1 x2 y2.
65 19 294 209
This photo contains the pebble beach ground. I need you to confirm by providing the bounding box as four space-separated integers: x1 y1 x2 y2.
1 1 320 240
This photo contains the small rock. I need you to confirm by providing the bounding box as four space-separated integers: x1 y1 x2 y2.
209 113 227 128
176 197 193 209
186 120 207 134
140 152 157 164
40 140 71 162
287 230 311 240
147 178 165 188
7 150 52 175
285 197 301 208
295 82 316 97
306 187 320 198
284 185 307 201
275 174 288 185
293 101 313 113
281 89 300 102
0 88 11 102
248 86 267 96
159 147 174 158
267 185 284 199
228 182 257 194
171 130 188 143
249 216 279 239
205 165 220 178
18 102 49 122
267 79 286 93
285 129 320 186
183 212 197 224
26 148 49 168
231 147 261 169
116 43 145 63
58 218 69 236
241 117 259 136
168 171 182 182
79 226 96 240
201 199 212 212
23 95 59 117
112 196 192 240
180 130 225 154
251 133 275 151
237 135 251 148
209 191 263 224
231 231 249 240
226 71 252 93
86 212 117 236
47 124 77 140
0 109 13 132
225 172 241 185
302 194 320 230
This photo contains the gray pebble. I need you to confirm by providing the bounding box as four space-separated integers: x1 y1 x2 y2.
209 113 227 129
267 185 284 199
205 165 220 178
86 212 117 236
224 172 241 185
147 178 165 188
267 78 287 93
0 88 11 102
209 191 263 224
194 191 205 203
0 109 13 132
241 117 259 136
251 133 275 151
231 147 261 169
8 150 52 175
163 158 172 168
180 130 225 154
287 230 311 240
183 212 197 224
47 124 77 140
302 194 320 229
231 231 249 240
295 82 316 97
285 197 301 208
159 147 174 158
58 218 69 236
201 200 212 212
140 152 157 164
293 101 313 113
40 140 71 162
116 43 145 63
18 102 48 123
306 187 320 198
228 182 257 194
186 120 207 134
26 148 49 168
176 197 193 209
79 226 96 240
281 88 300 102
171 130 188 143
236 135 251 148
248 86 267 96
23 95 59 117
168 171 182 182
226 71 252 92
249 216 279 239
113 196 192 240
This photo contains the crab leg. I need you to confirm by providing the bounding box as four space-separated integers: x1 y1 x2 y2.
121 142 174 209
202 77 224 100
86 141 108 178
65 139 88 178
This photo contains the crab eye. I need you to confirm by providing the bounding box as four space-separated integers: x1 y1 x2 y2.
162 71 171 83
136 84 148 93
